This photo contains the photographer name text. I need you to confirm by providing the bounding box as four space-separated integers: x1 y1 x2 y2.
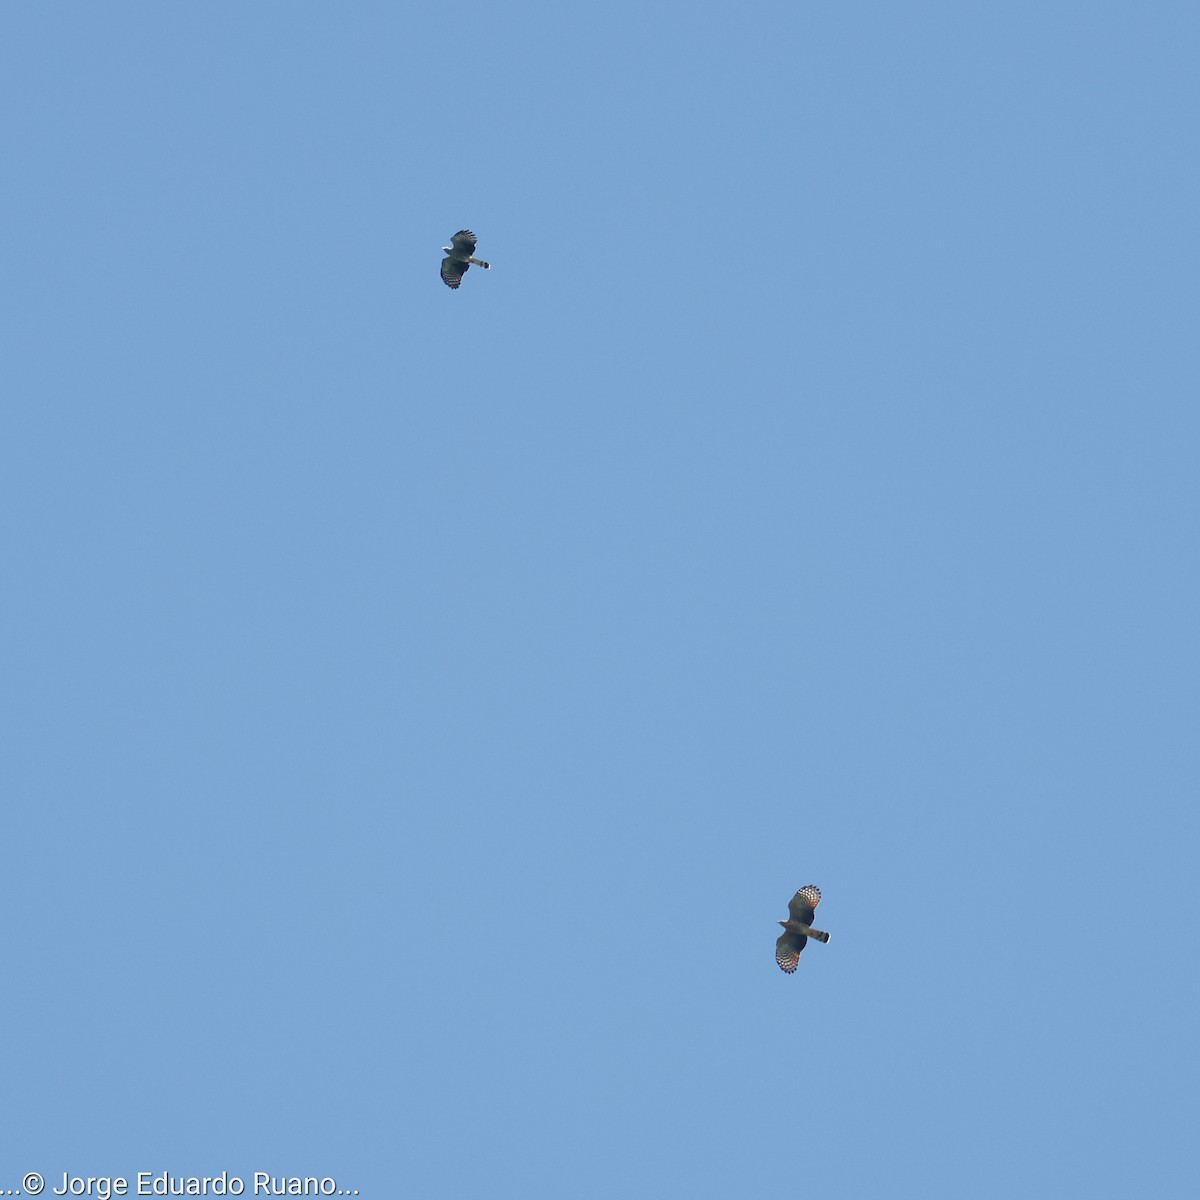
28 1174 357 1199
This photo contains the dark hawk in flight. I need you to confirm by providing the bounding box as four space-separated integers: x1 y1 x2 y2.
776 885 831 973
440 230 491 289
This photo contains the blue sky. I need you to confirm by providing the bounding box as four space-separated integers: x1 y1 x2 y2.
3 3 1197 1197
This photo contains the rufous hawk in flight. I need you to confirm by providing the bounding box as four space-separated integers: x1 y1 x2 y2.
776 885 831 973
440 230 491 289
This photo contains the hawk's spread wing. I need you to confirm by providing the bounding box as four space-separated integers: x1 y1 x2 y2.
440 256 469 288
775 930 807 974
787 885 822 926
449 230 478 257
